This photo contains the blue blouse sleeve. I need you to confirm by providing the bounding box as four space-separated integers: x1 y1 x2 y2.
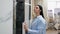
27 19 46 34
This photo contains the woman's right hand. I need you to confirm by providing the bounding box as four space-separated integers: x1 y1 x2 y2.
23 22 28 32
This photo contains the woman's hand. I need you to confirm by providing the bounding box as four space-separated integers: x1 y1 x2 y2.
23 22 28 32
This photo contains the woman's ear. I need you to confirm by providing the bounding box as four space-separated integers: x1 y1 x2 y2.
40 10 41 12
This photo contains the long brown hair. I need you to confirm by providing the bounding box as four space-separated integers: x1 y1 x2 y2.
38 5 44 18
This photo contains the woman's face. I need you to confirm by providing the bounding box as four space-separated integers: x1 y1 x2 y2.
34 6 40 14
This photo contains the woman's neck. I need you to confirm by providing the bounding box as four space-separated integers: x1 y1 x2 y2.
36 13 40 16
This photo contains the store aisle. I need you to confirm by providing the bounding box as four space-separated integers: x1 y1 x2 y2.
46 30 58 34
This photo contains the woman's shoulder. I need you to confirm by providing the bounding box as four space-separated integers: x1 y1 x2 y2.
37 15 46 24
37 15 44 21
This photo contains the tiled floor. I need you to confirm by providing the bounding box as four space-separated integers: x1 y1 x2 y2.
46 30 58 34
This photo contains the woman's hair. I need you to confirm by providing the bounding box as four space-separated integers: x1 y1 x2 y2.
37 5 44 18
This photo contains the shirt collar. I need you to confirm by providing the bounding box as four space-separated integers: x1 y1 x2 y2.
37 15 42 18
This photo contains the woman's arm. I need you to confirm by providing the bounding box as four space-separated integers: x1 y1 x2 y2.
27 27 44 34
27 20 45 34
24 19 46 34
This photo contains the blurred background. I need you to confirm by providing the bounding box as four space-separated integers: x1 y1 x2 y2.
24 0 60 34
0 0 60 34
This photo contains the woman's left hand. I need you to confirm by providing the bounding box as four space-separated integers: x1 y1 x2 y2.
23 22 28 32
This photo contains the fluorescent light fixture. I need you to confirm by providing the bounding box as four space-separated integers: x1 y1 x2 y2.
48 0 60 1
25 3 31 6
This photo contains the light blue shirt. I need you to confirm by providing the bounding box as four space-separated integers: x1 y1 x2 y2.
27 15 46 34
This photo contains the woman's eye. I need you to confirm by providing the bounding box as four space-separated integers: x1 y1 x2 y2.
36 7 38 9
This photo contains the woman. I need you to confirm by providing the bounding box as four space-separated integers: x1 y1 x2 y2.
24 5 46 34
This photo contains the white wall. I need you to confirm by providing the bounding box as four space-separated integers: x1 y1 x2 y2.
25 0 29 23
0 0 13 34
